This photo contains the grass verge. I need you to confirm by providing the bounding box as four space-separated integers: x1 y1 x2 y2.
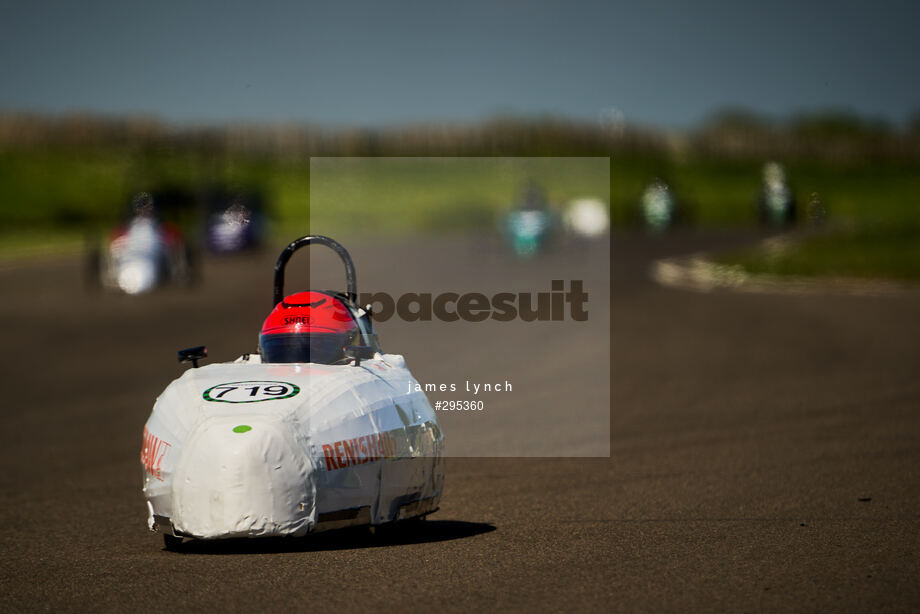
714 224 920 282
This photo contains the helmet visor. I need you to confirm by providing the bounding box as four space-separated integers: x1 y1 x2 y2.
260 331 355 364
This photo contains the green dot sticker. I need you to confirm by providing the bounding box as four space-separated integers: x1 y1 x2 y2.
233 425 252 434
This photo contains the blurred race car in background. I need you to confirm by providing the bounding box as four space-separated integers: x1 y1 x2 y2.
87 192 196 294
203 188 266 254
563 197 609 239
757 161 796 228
640 178 679 233
503 181 559 257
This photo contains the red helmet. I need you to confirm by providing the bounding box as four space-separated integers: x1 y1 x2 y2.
259 291 360 364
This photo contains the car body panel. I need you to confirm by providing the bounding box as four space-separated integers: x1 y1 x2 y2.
141 353 444 539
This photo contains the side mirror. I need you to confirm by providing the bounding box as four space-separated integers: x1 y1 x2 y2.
178 345 207 368
345 345 376 367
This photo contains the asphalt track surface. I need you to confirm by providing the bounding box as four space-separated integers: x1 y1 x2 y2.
1 231 919 612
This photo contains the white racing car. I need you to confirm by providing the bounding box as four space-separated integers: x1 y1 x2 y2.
141 235 445 549
88 192 195 295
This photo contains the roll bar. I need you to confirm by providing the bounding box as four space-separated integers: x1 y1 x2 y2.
273 235 357 307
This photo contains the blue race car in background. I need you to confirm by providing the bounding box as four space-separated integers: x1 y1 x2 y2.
203 188 266 254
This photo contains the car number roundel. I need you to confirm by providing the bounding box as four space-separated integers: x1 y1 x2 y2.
203 381 300 403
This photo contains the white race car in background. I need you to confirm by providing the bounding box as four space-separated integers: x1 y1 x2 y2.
563 198 609 239
141 235 445 549
87 193 195 294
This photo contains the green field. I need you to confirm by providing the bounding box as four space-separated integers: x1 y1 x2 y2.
715 223 920 281
0 152 612 252
309 157 609 235
610 154 920 227
3 147 917 228
1 142 918 281
0 147 310 227
0 146 309 257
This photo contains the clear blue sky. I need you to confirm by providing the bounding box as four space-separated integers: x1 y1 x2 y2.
1 0 917 128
